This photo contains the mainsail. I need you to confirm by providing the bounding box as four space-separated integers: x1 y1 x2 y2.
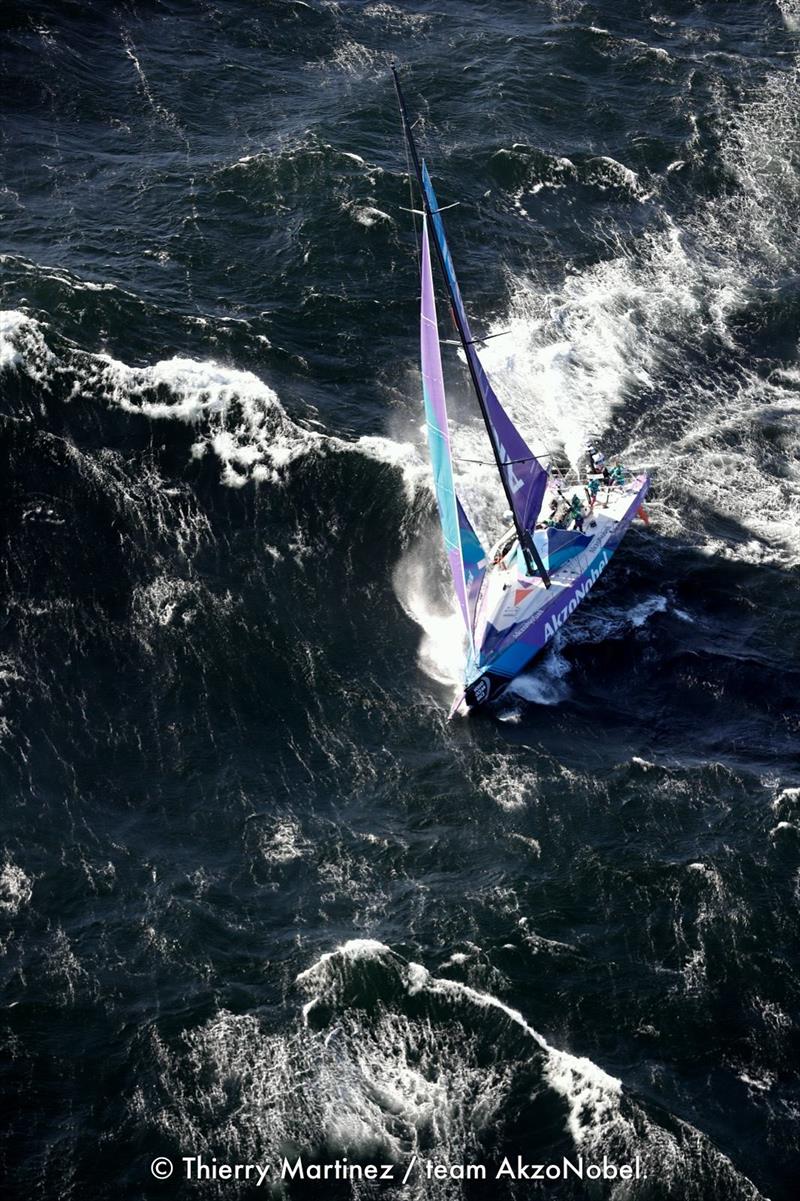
420 216 486 645
392 63 551 584
420 162 550 537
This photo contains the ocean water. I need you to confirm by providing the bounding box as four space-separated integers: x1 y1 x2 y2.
1 1 799 1198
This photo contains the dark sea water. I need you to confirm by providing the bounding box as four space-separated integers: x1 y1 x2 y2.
1 2 799 1198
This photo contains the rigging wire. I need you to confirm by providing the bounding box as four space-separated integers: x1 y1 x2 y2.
453 456 541 466
398 99 421 271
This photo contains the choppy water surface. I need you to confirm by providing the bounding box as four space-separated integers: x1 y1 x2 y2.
1 2 799 1198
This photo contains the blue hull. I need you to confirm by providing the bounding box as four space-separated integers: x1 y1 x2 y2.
464 477 650 707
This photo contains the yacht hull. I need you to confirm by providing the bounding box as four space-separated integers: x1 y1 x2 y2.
461 475 650 710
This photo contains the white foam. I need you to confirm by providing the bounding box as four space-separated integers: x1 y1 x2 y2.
296 937 389 989
476 753 539 810
324 40 382 76
546 1048 623 1145
47 925 87 1001
628 594 668 627
0 860 33 915
0 311 325 484
0 309 54 378
132 575 198 631
393 539 466 689
479 217 699 473
92 351 328 487
773 786 800 813
504 638 572 708
356 433 426 499
349 203 393 227
123 34 180 131
778 1 800 32
441 950 470 967
256 816 311 865
509 833 542 856
591 154 648 198
362 3 433 32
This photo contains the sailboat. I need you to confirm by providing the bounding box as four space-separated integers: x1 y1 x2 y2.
393 69 650 714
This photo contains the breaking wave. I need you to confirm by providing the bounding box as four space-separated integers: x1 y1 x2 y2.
0 307 428 496
148 940 765 1199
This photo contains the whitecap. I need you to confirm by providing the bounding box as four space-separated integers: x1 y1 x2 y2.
0 860 33 915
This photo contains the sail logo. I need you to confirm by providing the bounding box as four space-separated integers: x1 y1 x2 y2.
542 552 609 642
515 580 534 606
490 424 524 493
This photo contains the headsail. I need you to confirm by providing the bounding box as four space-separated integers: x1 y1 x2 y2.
420 162 550 538
456 496 486 629
420 216 486 645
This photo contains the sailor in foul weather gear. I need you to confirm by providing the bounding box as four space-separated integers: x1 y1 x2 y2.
569 494 586 531
491 522 519 566
584 444 606 477
539 497 561 530
585 476 602 509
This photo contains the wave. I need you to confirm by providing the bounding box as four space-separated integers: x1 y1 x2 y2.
0 307 429 497
149 939 766 1199
490 145 654 204
94 351 323 488
0 307 324 486
502 638 573 712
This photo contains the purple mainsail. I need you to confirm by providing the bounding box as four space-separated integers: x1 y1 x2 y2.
421 161 549 533
420 216 486 646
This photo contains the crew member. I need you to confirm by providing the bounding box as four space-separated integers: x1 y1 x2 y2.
569 493 586 531
585 443 606 477
585 476 602 509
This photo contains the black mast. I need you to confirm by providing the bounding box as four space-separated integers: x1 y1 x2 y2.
391 65 551 587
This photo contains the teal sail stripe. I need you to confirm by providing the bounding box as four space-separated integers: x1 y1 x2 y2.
420 215 485 646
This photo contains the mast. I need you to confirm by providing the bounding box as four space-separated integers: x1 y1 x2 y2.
392 65 551 587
